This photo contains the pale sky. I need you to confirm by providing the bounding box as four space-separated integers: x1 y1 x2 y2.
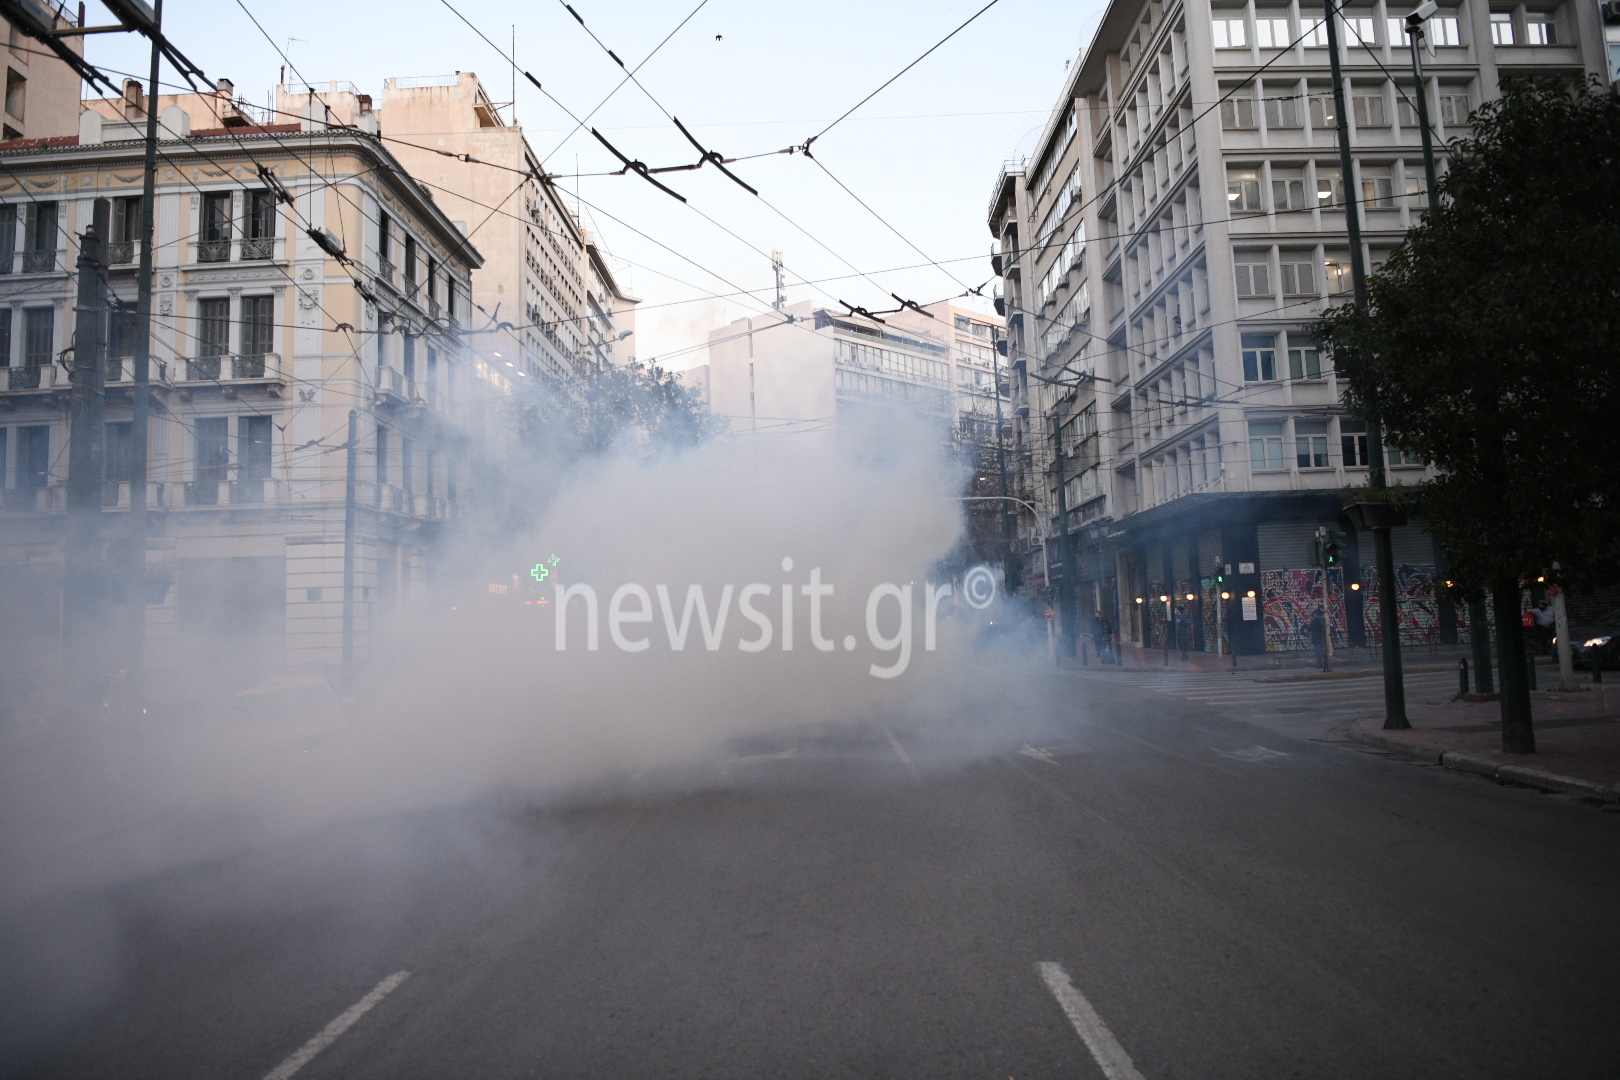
85 0 1108 367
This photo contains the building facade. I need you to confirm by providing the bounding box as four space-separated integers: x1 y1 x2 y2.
0 5 84 143
991 0 1607 656
0 89 488 676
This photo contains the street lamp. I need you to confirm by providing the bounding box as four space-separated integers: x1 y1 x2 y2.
1159 594 1172 667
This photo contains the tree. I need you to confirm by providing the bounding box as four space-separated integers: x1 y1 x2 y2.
1319 80 1620 753
581 360 723 455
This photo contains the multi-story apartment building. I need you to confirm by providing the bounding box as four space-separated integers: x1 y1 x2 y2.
0 4 84 143
0 84 487 675
372 73 635 400
693 299 1003 446
991 0 1607 658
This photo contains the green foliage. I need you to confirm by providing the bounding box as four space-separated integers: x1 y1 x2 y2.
1320 80 1620 593
581 361 724 455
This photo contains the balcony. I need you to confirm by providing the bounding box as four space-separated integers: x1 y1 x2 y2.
22 250 56 273
107 241 136 265
232 354 267 379
377 256 396 285
185 479 228 506
4 364 60 391
181 353 284 385
3 485 63 512
197 240 230 263
376 365 417 404
187 356 223 381
240 237 274 260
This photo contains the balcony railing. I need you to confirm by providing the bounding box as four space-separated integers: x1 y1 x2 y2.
107 240 136 265
22 250 55 273
240 237 274 260
232 354 266 379
378 256 396 284
377 364 416 402
3 485 62 512
186 478 228 505
233 477 267 504
197 239 230 263
4 364 58 391
187 356 223 381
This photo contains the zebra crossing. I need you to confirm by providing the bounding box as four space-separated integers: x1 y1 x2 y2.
1064 666 1461 741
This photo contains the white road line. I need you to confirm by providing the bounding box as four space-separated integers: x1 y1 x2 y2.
1037 962 1148 1080
262 971 410 1080
881 725 919 779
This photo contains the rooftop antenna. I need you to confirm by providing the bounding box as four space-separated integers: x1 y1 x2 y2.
511 25 517 124
771 250 785 311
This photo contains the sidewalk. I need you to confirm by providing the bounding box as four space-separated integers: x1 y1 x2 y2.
1077 642 1477 678
1348 681 1620 802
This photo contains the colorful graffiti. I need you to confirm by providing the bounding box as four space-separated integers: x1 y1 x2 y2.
1361 564 1440 645
1262 569 1350 652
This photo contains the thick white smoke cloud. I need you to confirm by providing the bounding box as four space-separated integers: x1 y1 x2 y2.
0 408 1048 915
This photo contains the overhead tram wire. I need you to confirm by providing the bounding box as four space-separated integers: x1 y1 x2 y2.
539 0 712 165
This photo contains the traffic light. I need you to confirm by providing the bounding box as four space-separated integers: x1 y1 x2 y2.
1324 529 1346 566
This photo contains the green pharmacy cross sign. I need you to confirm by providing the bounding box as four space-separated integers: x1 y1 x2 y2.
530 554 560 582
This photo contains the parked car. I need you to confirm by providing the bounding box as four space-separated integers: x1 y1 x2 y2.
1557 608 1620 670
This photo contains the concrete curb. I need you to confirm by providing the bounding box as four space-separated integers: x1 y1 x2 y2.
1346 723 1620 802
1254 663 1461 683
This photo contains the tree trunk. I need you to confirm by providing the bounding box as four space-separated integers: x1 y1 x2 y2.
1493 576 1536 754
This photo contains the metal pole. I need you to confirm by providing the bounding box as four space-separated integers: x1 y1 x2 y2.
64 198 111 700
991 337 1014 590
1324 0 1407 727
1406 21 1440 200
341 408 358 683
1051 414 1076 657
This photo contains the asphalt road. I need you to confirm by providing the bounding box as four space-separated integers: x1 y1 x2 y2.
3 665 1617 1079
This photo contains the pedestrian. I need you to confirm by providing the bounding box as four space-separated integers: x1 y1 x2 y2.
1100 614 1115 663
1532 599 1557 655
1309 606 1327 670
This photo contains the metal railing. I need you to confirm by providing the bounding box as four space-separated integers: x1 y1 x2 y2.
22 250 55 273
240 237 274 260
232 354 266 379
107 240 136 265
197 239 230 263
187 356 223 380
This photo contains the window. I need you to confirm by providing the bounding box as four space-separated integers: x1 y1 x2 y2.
1490 12 1515 44
4 68 23 120
1295 420 1330 468
22 307 51 365
1316 165 1345 208
1525 12 1556 44
1302 18 1329 46
1308 92 1336 128
1439 93 1471 126
18 425 48 487
1324 253 1353 294
1430 15 1462 44
1241 333 1279 381
1345 15 1378 45
1388 441 1424 466
1249 420 1285 470
403 334 416 381
239 296 272 377
1272 168 1308 211
1234 254 1272 298
1227 168 1263 212
375 424 389 486
1353 91 1387 127
1254 15 1291 46
1279 253 1315 295
242 190 275 259
0 308 8 365
1212 17 1247 47
0 203 14 274
404 235 418 287
378 213 393 277
1360 167 1395 207
238 414 272 501
1388 17 1409 45
199 192 231 262
110 195 141 264
426 257 439 308
194 417 229 501
193 297 229 379
109 309 138 369
1397 92 1420 129
1220 94 1257 129
23 201 55 272
105 421 133 484
1341 418 1369 466
1264 89 1301 128
1288 333 1322 379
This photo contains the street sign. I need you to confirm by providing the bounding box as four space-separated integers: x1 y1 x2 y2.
1239 562 1255 574
1242 596 1258 620
1044 607 1056 621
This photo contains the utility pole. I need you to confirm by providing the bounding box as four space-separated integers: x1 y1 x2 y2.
1324 0 1408 728
341 409 358 684
126 0 164 709
991 333 1014 591
1315 526 1336 672
1051 413 1076 657
770 249 786 311
64 198 111 707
